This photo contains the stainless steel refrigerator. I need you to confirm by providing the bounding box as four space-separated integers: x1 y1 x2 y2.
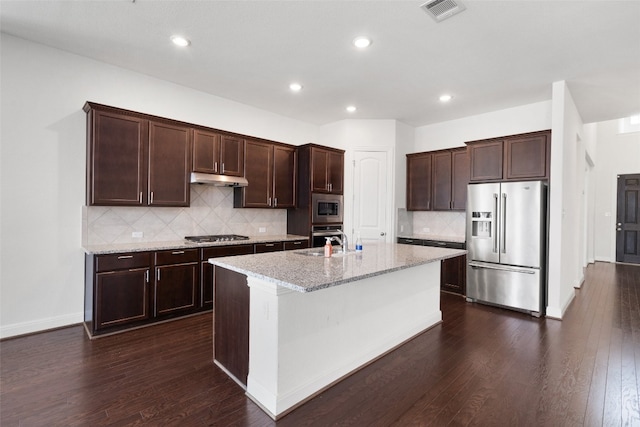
466 181 547 316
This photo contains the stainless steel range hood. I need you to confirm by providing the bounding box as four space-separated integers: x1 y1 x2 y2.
190 172 249 187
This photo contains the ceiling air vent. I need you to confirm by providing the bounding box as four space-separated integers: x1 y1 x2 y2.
420 0 466 22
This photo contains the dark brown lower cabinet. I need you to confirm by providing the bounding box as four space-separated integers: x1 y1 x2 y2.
214 266 250 386
154 263 198 317
95 268 149 330
85 238 309 337
441 254 467 296
154 249 199 317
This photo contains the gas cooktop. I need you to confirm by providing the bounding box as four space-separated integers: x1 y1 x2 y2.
185 234 250 243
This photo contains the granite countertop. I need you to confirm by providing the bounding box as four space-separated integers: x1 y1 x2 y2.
83 234 309 255
397 234 466 244
210 242 466 293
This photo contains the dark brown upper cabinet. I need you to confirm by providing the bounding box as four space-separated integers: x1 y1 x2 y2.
407 152 432 211
451 148 470 210
432 150 452 211
234 140 296 208
148 121 191 207
192 130 245 177
85 107 148 206
407 147 468 212
310 146 344 194
466 130 550 183
85 103 191 207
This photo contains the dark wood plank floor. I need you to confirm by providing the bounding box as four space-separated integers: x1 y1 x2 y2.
2 262 639 426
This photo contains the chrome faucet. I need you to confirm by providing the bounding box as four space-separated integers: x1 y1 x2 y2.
332 231 349 253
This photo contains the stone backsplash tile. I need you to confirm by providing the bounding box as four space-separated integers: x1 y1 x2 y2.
83 186 287 245
412 211 466 238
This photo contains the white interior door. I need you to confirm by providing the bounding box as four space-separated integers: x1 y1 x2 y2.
353 151 388 242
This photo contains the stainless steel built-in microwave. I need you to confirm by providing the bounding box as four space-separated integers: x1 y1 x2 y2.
312 193 343 224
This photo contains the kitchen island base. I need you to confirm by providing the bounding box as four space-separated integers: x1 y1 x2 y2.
215 260 442 419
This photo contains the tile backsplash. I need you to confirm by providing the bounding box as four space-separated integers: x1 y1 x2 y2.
397 209 466 238
82 185 286 245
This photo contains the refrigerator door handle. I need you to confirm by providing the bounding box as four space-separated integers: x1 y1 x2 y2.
501 193 507 254
469 261 536 275
493 193 499 253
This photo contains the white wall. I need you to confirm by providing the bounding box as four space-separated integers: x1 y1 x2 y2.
414 101 552 152
546 81 586 318
593 119 640 261
0 34 319 338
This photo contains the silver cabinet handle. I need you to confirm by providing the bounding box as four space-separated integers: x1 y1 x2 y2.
265 243 275 247
157 268 160 281
117 255 133 259
139 192 143 204
293 241 302 245
274 198 278 207
150 191 154 204
171 251 185 255
214 161 218 173
221 163 225 174
145 270 149 283
267 197 272 207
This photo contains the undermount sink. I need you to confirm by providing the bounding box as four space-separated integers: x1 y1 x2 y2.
295 248 356 257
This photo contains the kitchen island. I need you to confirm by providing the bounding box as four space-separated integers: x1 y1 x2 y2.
210 242 466 419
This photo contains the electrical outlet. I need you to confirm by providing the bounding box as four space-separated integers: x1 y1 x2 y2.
422 227 430 233
132 231 143 238
259 227 266 233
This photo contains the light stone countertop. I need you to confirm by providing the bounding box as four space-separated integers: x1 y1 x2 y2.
210 242 466 293
83 234 308 255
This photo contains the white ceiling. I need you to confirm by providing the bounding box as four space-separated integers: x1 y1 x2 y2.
2 0 639 127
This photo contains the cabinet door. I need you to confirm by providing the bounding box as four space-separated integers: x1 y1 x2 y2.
95 268 149 330
148 121 191 207
441 255 466 296
468 140 503 182
407 153 432 210
241 140 273 208
201 261 214 309
193 129 220 174
273 145 296 207
432 151 452 210
327 150 344 194
155 263 198 317
504 132 549 180
220 135 245 177
311 148 329 192
451 148 470 210
88 110 147 206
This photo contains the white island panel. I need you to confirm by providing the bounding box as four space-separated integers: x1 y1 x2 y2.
246 261 441 419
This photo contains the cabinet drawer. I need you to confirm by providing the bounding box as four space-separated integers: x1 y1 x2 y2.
397 237 424 245
155 248 199 266
255 242 284 253
202 244 255 259
95 252 151 273
284 240 309 251
423 240 465 250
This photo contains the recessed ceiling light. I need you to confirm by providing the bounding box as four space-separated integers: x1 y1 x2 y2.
289 82 303 92
353 37 372 49
439 94 453 102
346 105 357 113
170 35 191 47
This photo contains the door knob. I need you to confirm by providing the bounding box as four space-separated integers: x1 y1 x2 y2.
380 232 386 236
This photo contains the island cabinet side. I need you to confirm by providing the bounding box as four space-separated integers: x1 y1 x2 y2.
213 266 250 387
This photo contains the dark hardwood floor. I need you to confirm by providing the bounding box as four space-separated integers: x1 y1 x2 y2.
1 261 639 426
